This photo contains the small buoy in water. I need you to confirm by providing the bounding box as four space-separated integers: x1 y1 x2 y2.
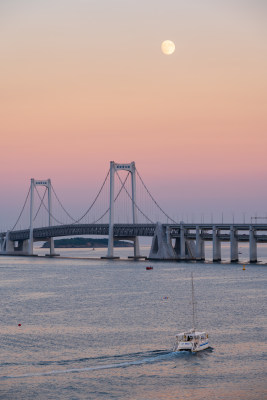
18 323 22 327
243 265 246 270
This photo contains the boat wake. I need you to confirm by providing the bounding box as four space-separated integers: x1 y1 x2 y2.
1 350 174 380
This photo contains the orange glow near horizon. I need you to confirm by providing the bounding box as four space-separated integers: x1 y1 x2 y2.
0 0 267 227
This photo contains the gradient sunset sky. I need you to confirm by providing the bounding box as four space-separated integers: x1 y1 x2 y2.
1 0 267 229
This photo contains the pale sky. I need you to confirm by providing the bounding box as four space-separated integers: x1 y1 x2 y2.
0 0 267 229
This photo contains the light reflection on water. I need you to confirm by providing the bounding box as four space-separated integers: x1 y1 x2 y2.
0 247 266 400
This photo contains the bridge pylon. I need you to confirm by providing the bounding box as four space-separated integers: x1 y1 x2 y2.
0 178 58 256
106 161 141 259
28 178 57 256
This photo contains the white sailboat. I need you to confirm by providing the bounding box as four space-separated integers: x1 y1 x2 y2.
173 273 209 352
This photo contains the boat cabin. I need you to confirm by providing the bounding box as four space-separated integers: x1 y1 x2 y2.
175 331 208 342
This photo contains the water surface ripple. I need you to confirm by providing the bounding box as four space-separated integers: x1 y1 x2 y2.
0 247 266 399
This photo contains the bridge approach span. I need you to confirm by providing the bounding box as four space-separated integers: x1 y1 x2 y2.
1 223 267 262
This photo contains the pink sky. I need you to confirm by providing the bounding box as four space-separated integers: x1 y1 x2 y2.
1 0 267 229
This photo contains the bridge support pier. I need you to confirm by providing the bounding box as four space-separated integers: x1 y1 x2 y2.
213 227 221 261
45 238 59 257
149 223 177 260
173 237 196 260
149 223 197 261
0 236 3 252
180 224 186 260
127 236 143 259
196 226 205 260
0 232 32 255
17 239 30 253
5 231 14 253
133 236 141 258
249 226 257 263
230 226 238 262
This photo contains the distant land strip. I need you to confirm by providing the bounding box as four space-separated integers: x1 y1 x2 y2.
42 237 133 248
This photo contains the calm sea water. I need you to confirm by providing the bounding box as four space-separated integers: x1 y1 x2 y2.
1 245 266 400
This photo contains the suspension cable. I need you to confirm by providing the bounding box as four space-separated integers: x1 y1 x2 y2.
51 185 77 222
51 170 110 225
10 186 31 231
70 170 110 224
33 187 48 221
92 172 130 223
136 168 177 223
115 170 154 223
35 186 65 225
10 167 171 232
34 170 110 226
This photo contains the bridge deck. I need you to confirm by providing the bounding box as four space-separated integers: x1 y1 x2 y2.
1 223 267 242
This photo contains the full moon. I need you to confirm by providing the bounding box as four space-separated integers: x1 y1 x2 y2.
161 40 175 55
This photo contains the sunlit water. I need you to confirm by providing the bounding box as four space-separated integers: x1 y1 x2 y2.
0 245 266 400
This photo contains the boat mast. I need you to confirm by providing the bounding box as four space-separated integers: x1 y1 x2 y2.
191 272 197 331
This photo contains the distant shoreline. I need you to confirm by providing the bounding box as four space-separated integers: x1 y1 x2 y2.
42 237 133 248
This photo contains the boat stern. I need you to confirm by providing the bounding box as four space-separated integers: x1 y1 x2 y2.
177 341 194 351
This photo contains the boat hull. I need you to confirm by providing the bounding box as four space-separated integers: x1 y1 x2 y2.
193 341 209 352
175 340 209 352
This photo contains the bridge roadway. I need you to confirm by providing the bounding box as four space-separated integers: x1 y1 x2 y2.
1 223 267 243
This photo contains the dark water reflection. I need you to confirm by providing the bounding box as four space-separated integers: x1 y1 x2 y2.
0 248 266 399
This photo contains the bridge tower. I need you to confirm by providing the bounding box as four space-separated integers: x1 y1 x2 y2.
107 161 140 258
29 179 55 256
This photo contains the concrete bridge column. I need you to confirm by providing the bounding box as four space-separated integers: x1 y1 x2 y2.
4 231 15 253
6 231 14 253
133 237 141 258
196 226 205 260
180 224 185 260
22 240 30 253
212 226 221 261
249 226 257 263
230 226 238 262
45 238 60 257
0 233 31 255
49 238 55 256
201 237 205 260
1 232 8 253
0 236 4 252
16 239 30 253
166 226 172 246
148 222 176 259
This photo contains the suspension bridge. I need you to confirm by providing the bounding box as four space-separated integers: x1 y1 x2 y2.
1 161 267 262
